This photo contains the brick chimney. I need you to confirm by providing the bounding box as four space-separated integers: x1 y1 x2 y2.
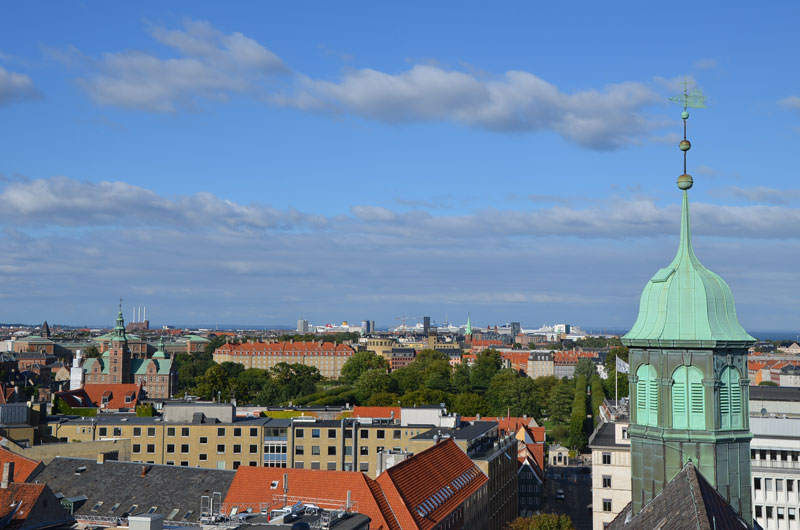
97 453 106 464
1 462 14 489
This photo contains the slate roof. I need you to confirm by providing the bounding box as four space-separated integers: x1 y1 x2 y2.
607 461 751 530
376 438 488 530
35 457 235 523
223 467 398 530
750 385 800 402
410 421 496 440
588 422 627 449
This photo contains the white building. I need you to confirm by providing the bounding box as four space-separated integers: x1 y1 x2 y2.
751 415 800 529
588 419 631 530
69 350 84 391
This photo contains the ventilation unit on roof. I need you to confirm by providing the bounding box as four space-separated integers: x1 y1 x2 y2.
270 480 279 489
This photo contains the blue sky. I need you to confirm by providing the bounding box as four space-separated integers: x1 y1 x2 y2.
2 2 800 332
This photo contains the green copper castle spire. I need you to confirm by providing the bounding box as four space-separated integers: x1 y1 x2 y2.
112 297 128 343
622 84 754 523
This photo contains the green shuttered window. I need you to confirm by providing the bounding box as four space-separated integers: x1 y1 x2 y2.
672 366 705 430
636 364 658 426
720 366 743 429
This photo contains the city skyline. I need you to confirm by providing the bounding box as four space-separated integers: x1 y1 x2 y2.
2 3 800 330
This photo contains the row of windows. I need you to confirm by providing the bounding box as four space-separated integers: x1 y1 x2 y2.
133 444 264 454
754 477 797 493
294 461 368 471
636 364 742 430
98 426 263 438
755 505 797 521
753 450 800 462
295 428 401 440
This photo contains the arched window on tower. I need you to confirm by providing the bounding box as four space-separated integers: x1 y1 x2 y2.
672 366 705 430
635 364 658 426
720 366 743 429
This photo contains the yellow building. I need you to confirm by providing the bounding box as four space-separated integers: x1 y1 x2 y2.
213 340 354 379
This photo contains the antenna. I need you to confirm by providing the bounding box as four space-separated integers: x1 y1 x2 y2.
669 79 706 190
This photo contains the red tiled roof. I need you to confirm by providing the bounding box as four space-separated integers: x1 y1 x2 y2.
223 467 397 530
462 416 536 435
0 446 43 483
55 388 95 409
376 439 488 530
0 482 46 523
352 407 401 420
215 341 355 357
82 383 142 410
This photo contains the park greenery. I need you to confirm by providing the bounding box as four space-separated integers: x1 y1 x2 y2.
506 513 574 530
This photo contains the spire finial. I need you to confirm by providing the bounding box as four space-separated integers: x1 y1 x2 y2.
669 79 706 191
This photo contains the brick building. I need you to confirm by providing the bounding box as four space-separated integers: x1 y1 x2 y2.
213 340 355 379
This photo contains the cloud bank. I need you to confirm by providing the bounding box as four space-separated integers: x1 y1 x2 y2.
64 19 672 149
0 65 41 106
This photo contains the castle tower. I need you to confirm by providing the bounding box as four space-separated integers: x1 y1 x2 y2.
621 85 755 523
108 300 133 384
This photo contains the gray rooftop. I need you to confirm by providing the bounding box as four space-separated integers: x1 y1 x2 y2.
35 457 235 523
750 385 800 402
411 420 496 441
588 421 626 449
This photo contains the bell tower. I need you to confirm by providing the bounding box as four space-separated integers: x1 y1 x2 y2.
622 83 755 523
108 298 132 384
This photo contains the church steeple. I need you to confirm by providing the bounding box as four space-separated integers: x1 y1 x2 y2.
112 297 128 343
622 84 754 523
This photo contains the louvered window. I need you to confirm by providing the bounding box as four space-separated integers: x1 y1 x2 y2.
672 366 706 430
635 364 658 426
720 366 743 429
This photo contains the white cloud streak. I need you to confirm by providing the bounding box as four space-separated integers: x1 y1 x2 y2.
0 65 41 106
779 96 800 110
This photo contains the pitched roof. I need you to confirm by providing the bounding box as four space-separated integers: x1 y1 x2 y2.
55 388 96 409
35 457 235 523
214 341 354 357
376 438 488 530
0 482 46 524
0 446 44 483
608 461 750 530
462 416 537 434
82 383 142 410
223 467 398 530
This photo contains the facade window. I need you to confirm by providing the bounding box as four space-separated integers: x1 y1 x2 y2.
635 364 658 426
328 429 337 438
778 507 785 520
199 453 207 461
765 478 773 491
181 427 189 437
233 461 240 470
200 437 208 444
360 462 369 472
312 429 320 438
99 427 108 437
146 444 155 453
788 479 794 492
602 453 611 465
167 444 175 453
250 444 258 454
719 366 743 429
767 506 773 519
167 427 175 436
345 446 353 456
602 476 612 488
393 430 401 440
295 462 304 469
234 428 241 436
360 429 369 439
603 499 612 512
148 427 156 437
360 446 369 456
133 444 141 453
755 506 763 519
327 462 336 470
217 444 225 454
296 429 304 438
377 430 385 439
218 427 226 436
777 479 784 492
134 427 142 436
233 444 241 454
328 446 336 456
312 446 320 455
311 461 321 470
672 365 705 430
789 508 796 521
296 445 304 455
250 428 258 437
754 477 761 490
181 444 189 453
621 428 628 440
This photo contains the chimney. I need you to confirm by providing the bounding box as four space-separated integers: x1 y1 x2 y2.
97 453 106 464
140 465 149 477
1 462 14 488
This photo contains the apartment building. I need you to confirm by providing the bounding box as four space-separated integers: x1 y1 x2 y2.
751 415 800 530
526 350 554 379
213 340 355 379
588 419 631 530
45 403 290 470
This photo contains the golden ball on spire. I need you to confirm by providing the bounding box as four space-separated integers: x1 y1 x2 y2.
677 174 693 190
679 140 691 151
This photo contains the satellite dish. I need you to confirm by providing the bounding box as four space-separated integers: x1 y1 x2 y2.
761 408 768 416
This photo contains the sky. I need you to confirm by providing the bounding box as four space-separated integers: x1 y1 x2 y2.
1 2 800 332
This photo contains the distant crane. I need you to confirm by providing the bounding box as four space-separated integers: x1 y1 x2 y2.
393 315 420 332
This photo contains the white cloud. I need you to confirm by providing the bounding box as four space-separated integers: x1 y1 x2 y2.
693 58 718 70
779 96 800 110
0 65 41 106
710 186 800 206
81 19 287 112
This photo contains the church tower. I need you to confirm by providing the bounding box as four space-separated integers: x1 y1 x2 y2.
621 85 755 523
107 300 133 384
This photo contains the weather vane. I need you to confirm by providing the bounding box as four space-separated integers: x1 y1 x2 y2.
669 79 706 191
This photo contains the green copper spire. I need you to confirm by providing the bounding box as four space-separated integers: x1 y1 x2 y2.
112 298 128 343
465 313 472 335
623 85 754 349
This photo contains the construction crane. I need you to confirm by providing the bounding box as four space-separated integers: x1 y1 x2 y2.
393 315 420 332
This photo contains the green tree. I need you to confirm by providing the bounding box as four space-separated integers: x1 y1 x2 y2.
590 374 606 425
354 369 396 404
603 346 630 399
270 363 322 402
135 403 154 417
390 365 422 395
506 513 574 530
470 350 502 392
574 358 597 380
399 388 450 408
568 375 589 450
340 351 388 383
366 392 400 406
83 345 101 359
759 381 778 386
450 393 490 416
451 363 472 393
548 379 576 424
486 370 540 418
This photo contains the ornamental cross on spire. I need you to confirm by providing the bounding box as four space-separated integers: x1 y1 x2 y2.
669 79 706 190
